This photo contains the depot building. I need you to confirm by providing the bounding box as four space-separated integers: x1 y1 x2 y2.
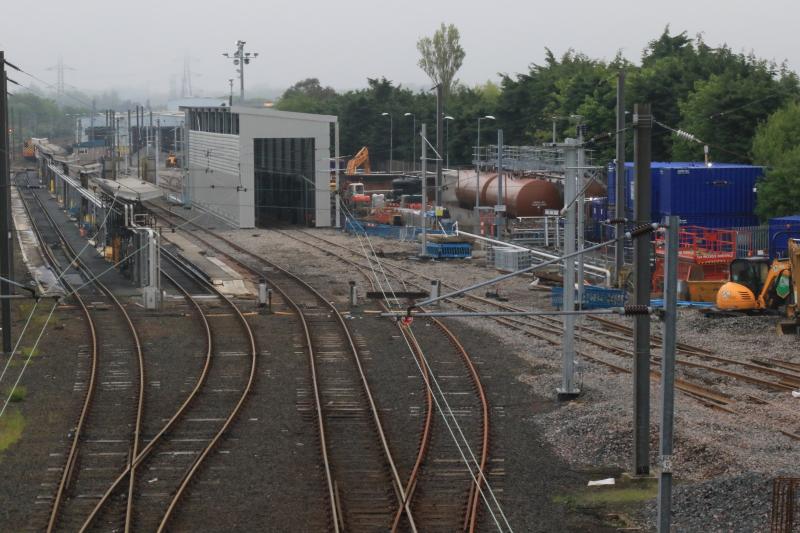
182 105 339 228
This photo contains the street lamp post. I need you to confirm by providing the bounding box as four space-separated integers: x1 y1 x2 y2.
404 112 415 172
222 40 259 102
381 112 392 173
475 115 495 208
444 115 454 169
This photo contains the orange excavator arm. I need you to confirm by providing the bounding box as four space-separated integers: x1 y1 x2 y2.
346 146 371 175
788 239 800 313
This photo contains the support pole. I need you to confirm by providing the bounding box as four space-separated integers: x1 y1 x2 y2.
0 51 13 353
557 139 579 400
632 102 652 476
127 109 132 169
615 70 626 287
577 130 586 303
420 123 428 258
494 130 504 239
657 215 678 532
155 118 160 187
135 106 140 180
435 84 443 206
475 120 481 209
335 121 341 228
116 116 121 179
182 115 190 206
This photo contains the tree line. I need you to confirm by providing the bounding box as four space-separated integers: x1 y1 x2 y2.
275 27 800 219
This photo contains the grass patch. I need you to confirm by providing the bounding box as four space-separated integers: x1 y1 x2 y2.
20 346 40 358
555 486 658 507
553 476 658 510
0 408 26 453
5 385 27 402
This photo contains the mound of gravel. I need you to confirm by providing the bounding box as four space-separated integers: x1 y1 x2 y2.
642 473 774 533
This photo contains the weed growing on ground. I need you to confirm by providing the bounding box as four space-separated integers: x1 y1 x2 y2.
0 409 26 454
5 385 27 402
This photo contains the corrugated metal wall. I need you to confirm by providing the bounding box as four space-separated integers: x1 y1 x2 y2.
188 130 243 226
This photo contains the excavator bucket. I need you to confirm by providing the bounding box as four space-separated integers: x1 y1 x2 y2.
777 239 800 335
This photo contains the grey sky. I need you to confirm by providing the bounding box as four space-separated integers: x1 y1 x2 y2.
2 0 797 100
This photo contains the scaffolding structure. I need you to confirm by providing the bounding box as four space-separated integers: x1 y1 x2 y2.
474 144 596 174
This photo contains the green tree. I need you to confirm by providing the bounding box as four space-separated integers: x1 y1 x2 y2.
417 23 466 97
275 78 339 114
752 101 800 219
8 92 88 144
496 49 620 152
673 60 798 162
754 149 800 219
752 101 800 166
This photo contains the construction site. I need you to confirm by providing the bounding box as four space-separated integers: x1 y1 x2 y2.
2 15 800 533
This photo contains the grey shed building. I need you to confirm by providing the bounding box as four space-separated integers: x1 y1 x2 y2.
182 105 339 228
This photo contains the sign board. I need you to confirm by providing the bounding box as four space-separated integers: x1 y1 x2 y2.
544 209 560 216
494 205 506 213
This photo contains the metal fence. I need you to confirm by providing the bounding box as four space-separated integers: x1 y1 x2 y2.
732 224 770 257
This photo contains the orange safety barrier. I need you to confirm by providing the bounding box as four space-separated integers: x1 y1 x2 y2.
654 225 736 265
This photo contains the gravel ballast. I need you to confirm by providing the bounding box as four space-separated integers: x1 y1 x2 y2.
221 226 799 531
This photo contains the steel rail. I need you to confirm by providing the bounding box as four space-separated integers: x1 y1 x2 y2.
297 230 800 391
16 180 145 533
78 252 214 531
390 326 433 532
296 229 713 356
155 251 257 532
147 203 416 530
288 229 739 409
429 318 490 532
307 227 433 532
15 183 100 533
272 228 491 532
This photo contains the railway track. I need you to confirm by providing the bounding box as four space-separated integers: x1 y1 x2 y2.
16 180 145 532
291 229 800 399
284 228 495 531
146 203 415 531
78 247 257 532
393 319 492 532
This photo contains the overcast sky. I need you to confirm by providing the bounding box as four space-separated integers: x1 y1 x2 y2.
2 0 797 100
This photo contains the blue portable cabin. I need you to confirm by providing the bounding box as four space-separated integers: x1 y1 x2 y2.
606 162 661 216
768 215 800 258
605 162 762 227
658 163 762 216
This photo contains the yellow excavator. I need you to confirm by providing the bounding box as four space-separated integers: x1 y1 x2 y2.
715 239 800 333
346 146 371 175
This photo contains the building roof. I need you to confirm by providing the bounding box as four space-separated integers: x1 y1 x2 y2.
231 105 337 123
94 177 162 202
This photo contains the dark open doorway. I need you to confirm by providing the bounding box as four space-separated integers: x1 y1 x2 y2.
254 137 316 227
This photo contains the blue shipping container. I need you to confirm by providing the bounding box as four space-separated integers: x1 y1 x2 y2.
607 162 659 216
658 164 762 215
679 213 759 229
607 162 762 223
768 215 800 258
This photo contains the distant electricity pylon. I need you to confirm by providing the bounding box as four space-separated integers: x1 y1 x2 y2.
45 56 76 96
182 55 193 98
